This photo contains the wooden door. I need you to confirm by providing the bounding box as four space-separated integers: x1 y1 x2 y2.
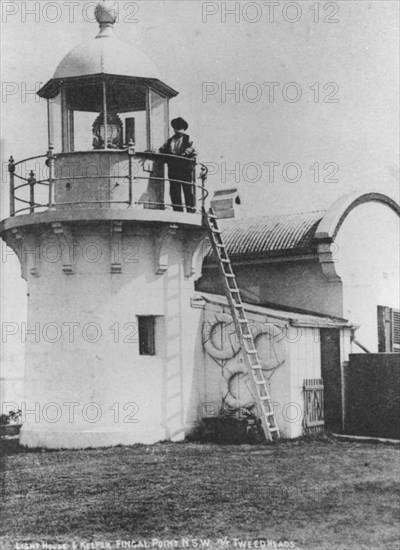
320 329 342 433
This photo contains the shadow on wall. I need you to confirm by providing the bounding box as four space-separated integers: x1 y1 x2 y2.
184 315 207 438
160 267 185 441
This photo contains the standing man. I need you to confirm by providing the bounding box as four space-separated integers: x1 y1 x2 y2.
159 117 197 212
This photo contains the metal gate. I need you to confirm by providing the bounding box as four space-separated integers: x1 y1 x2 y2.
303 378 325 435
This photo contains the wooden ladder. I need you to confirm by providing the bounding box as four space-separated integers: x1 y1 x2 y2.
204 208 280 441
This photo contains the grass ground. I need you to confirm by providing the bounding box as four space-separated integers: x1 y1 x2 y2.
0 437 399 550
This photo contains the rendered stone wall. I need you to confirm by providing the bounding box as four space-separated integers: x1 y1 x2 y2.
18 223 202 448
198 260 344 318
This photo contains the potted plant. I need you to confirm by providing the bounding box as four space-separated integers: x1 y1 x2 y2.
0 409 22 437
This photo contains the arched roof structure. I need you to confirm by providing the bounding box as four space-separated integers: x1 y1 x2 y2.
205 191 399 263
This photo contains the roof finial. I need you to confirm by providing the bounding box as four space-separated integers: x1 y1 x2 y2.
95 1 117 37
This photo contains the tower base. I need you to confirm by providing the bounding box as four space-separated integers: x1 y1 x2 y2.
19 425 186 449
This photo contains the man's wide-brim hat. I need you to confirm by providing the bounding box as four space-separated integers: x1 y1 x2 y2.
171 117 188 131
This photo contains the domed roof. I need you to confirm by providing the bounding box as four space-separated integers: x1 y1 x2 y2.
53 1 161 80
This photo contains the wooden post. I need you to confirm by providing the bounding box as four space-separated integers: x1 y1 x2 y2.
28 170 36 214
377 305 392 352
8 156 15 217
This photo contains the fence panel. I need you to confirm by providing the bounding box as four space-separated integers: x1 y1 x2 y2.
303 379 324 435
345 354 400 439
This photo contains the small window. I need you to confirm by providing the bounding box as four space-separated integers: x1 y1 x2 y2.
138 316 156 356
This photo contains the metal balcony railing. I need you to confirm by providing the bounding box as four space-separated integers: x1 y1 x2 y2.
8 146 209 217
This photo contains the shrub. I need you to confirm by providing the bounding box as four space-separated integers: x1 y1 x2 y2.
189 407 266 444
0 410 22 425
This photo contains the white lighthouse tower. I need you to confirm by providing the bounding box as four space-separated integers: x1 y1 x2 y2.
1 2 208 449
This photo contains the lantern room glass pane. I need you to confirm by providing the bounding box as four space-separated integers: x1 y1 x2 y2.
106 80 149 150
66 83 104 152
150 90 168 151
73 111 98 151
48 91 62 153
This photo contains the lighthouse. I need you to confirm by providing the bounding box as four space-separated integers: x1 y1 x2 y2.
1 1 208 449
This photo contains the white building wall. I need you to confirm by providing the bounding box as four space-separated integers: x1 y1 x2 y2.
199 301 330 439
286 326 321 439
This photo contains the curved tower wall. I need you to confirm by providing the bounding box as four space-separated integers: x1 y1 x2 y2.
10 218 205 448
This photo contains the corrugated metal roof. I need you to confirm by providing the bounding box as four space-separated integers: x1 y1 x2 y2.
206 210 326 261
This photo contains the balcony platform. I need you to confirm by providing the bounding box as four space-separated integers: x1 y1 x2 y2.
0 206 204 234
4 150 209 235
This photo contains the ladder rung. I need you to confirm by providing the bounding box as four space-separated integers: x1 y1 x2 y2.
242 334 252 338
225 273 235 278
221 259 230 263
245 349 258 354
268 427 280 433
212 229 222 234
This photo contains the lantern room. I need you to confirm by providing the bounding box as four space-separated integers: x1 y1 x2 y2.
38 2 177 154
40 75 174 153
6 0 207 220
5 0 208 218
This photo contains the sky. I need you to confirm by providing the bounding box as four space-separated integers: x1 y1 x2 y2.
0 0 399 383
1 0 399 212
